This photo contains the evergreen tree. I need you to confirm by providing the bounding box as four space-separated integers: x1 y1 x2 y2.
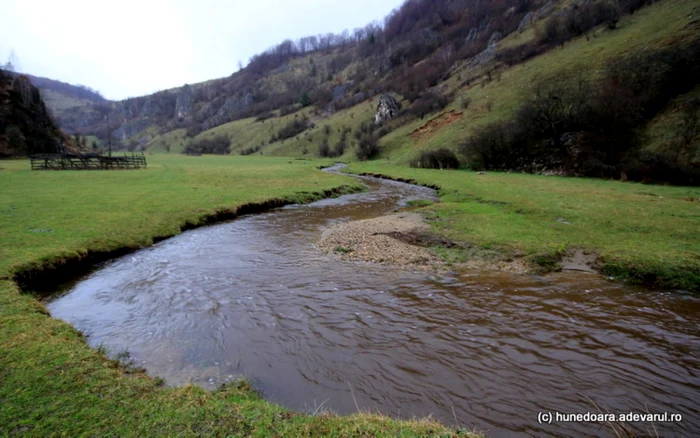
300 92 311 107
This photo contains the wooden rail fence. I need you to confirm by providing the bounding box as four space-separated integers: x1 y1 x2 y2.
30 153 147 171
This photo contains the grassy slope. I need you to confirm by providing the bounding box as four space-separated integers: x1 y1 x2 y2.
347 161 700 291
642 84 700 157
162 99 379 160
146 128 190 153
378 0 700 164
0 155 476 436
144 50 364 157
265 99 378 158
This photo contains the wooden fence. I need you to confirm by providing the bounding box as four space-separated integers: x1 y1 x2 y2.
30 153 147 170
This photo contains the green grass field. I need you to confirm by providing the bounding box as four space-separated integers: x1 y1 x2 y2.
348 161 700 291
1 155 481 437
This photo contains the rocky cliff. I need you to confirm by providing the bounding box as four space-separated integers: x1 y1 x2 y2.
375 93 400 125
0 69 73 156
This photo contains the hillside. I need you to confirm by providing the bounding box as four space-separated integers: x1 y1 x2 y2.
0 69 78 156
27 74 106 111
46 0 699 183
49 0 571 144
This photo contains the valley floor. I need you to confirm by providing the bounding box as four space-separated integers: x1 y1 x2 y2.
0 155 475 437
1 154 698 436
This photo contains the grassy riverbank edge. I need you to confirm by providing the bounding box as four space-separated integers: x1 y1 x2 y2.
0 156 481 437
346 162 700 292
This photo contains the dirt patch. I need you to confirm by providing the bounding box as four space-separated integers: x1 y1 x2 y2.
409 111 464 141
318 212 447 269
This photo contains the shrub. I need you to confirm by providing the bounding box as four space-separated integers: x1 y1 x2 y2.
240 145 262 155
496 41 546 66
317 139 331 157
355 129 380 160
310 87 333 108
459 122 522 171
255 111 275 122
276 116 309 140
621 152 700 186
183 134 230 155
279 104 299 117
411 148 460 169
408 91 452 119
185 124 203 138
333 139 346 157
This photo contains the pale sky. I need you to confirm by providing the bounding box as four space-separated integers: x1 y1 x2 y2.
0 0 402 100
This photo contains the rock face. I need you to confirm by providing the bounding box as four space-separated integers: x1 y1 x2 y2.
202 92 252 130
470 41 498 68
534 0 556 20
140 99 162 118
488 31 503 46
332 82 352 101
375 93 400 125
0 70 66 155
374 56 392 76
175 84 194 120
518 11 534 31
112 119 151 140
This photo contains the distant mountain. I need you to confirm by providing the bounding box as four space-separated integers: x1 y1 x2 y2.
26 74 106 104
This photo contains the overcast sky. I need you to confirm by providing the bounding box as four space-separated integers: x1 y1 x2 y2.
0 0 402 100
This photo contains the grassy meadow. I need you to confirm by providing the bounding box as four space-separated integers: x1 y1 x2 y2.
348 161 700 291
1 155 483 436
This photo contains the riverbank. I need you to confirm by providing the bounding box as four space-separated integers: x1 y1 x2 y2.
346 162 700 292
0 155 479 436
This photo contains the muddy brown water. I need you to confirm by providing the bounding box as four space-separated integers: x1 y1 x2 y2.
47 166 700 437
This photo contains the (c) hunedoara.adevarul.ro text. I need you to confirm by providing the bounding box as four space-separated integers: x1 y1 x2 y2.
537 411 683 425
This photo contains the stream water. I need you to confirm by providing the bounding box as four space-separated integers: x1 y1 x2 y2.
48 167 700 437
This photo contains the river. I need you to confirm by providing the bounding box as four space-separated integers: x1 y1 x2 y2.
47 167 700 437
